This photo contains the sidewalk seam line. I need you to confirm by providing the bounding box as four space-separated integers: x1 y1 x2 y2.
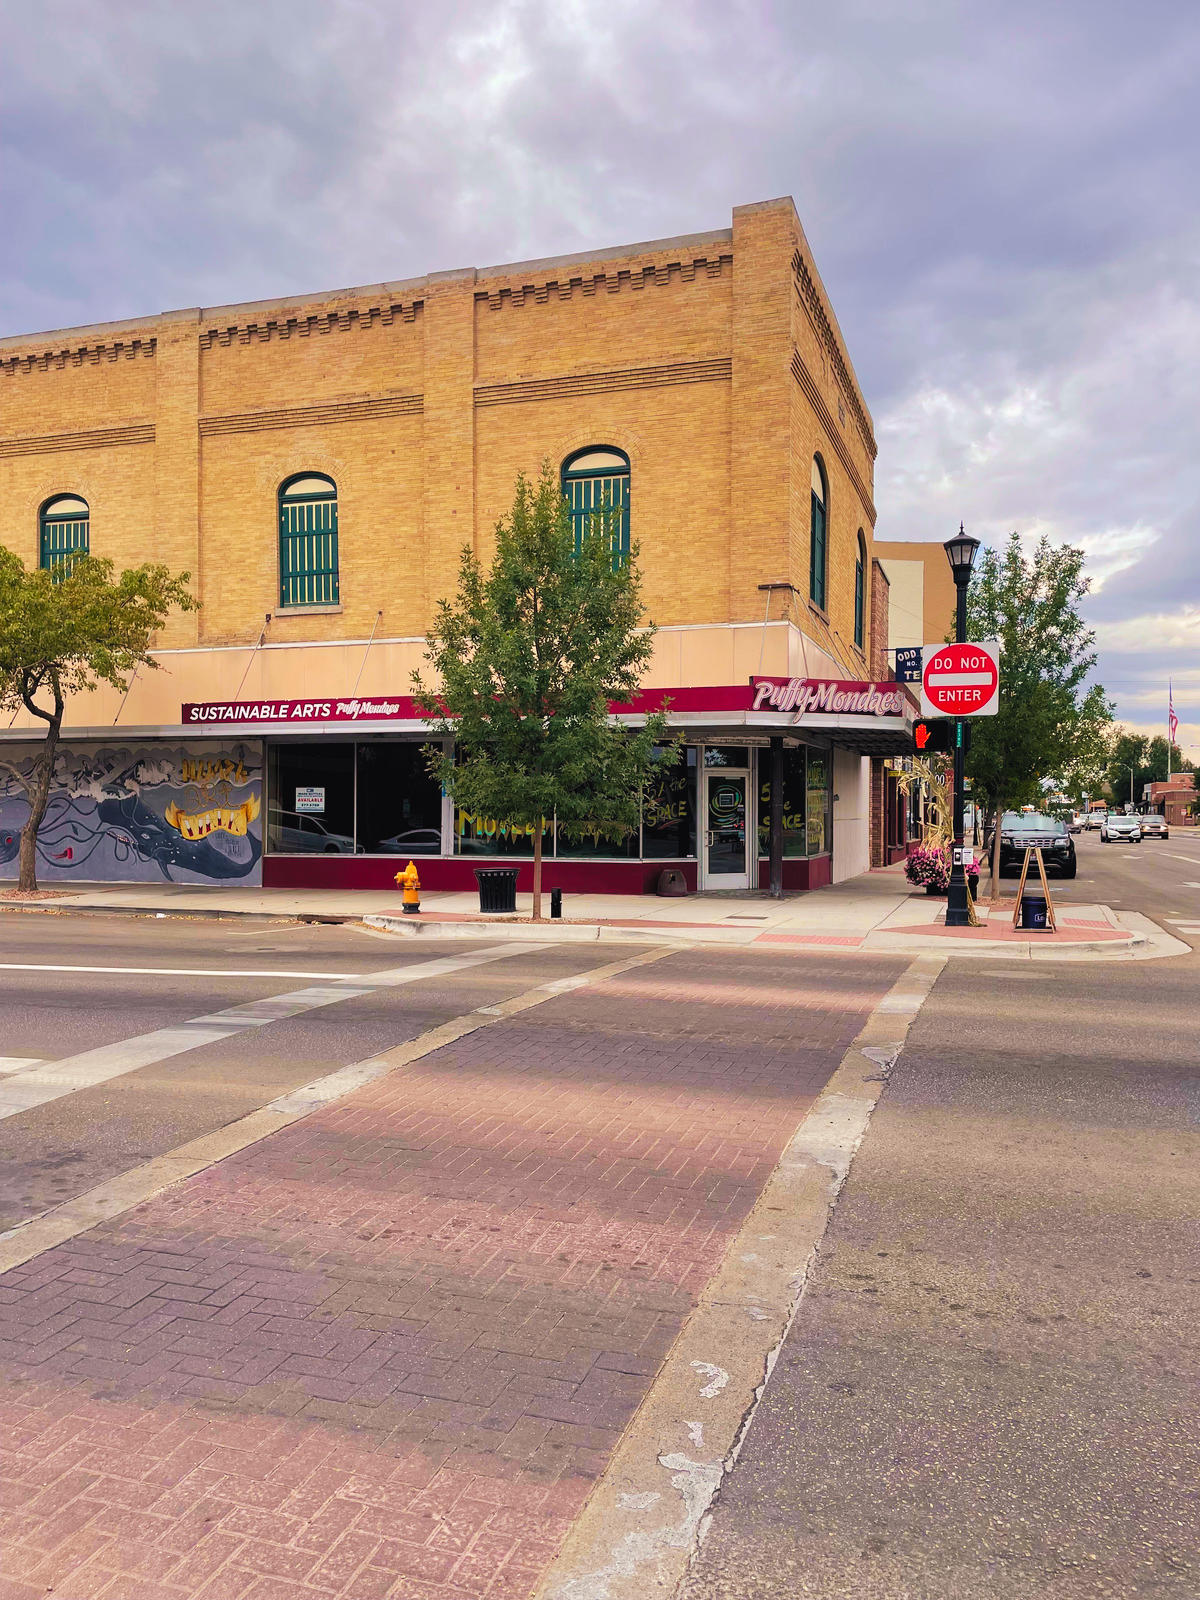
531 952 947 1600
0 944 676 1277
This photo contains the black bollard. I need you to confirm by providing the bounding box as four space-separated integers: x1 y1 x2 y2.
550 887 562 920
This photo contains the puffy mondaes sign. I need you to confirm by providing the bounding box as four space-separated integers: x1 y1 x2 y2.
750 678 908 718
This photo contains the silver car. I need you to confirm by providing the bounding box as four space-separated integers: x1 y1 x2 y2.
1100 813 1142 843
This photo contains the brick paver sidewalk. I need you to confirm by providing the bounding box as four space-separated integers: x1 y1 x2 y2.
0 949 901 1600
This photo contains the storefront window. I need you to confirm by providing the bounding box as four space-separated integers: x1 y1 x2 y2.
556 820 640 859
267 743 356 855
456 811 551 857
704 745 750 769
807 748 831 855
642 746 697 858
356 742 442 854
756 745 809 858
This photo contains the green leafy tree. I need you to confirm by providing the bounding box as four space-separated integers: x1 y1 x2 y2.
965 533 1113 897
1104 729 1192 808
414 461 677 919
0 550 198 891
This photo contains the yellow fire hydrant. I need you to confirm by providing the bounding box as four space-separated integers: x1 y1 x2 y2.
396 859 421 915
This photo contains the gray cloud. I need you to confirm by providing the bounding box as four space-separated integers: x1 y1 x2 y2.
2 0 1197 749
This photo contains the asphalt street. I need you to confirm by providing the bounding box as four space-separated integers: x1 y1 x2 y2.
683 831 1200 1600
0 914 634 1233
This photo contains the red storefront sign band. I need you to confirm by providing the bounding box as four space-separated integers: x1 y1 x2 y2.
182 678 913 727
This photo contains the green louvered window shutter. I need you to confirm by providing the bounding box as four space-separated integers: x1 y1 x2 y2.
279 474 339 608
39 495 90 577
810 458 828 611
562 447 631 562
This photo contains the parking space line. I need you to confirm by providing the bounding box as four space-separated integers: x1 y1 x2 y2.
0 942 549 1123
0 962 368 980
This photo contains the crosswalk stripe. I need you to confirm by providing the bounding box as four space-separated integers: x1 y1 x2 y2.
0 943 547 1123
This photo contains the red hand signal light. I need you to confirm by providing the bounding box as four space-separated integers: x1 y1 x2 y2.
915 722 932 750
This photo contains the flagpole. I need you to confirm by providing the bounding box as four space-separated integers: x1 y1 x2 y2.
1168 680 1173 783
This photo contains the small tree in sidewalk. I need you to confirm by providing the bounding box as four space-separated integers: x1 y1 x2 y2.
414 461 677 919
0 548 198 891
964 533 1112 901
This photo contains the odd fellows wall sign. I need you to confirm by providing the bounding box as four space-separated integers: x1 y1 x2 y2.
750 677 908 720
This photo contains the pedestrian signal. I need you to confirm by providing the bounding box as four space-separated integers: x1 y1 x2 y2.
912 720 970 754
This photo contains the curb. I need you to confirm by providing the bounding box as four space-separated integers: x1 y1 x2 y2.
531 954 947 1600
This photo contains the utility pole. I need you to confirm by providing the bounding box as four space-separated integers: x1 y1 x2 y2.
943 528 981 928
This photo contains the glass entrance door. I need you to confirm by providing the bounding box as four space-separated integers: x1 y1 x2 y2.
703 771 751 890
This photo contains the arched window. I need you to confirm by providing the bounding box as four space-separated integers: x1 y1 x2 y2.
562 447 630 559
279 474 338 608
854 531 867 650
39 495 89 572
809 458 828 611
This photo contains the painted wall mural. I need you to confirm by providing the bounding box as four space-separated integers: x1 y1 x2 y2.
0 743 263 884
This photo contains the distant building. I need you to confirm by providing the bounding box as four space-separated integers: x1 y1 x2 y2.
1144 773 1196 826
869 542 961 862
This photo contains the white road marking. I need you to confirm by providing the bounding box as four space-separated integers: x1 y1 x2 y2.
0 963 367 980
0 943 547 1123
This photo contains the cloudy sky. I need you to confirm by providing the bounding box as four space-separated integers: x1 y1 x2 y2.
2 0 1197 752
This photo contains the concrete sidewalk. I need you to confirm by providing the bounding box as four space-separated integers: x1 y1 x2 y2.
7 868 1184 962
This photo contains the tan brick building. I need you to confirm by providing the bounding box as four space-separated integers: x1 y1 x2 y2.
0 197 914 893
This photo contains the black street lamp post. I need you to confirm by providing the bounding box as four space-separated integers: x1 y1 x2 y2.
944 526 981 928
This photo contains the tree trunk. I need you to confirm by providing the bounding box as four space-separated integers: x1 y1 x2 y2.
532 820 543 921
18 712 62 893
988 804 1003 905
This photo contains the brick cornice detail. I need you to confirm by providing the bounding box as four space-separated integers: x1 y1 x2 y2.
0 339 156 378
475 357 732 408
791 250 877 462
200 301 424 350
791 349 877 528
199 393 424 437
0 422 155 460
475 254 731 312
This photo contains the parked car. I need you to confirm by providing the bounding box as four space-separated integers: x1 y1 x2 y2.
1100 813 1142 843
270 810 356 854
374 828 443 855
1067 813 1084 834
984 811 1077 878
1139 814 1169 839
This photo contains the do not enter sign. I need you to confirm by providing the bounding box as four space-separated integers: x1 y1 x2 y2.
921 641 1000 718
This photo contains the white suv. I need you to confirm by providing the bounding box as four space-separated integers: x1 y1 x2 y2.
1100 813 1142 843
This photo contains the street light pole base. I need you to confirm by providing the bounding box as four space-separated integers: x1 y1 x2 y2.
945 874 970 927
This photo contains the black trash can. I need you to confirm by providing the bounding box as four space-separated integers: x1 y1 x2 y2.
1019 893 1048 930
474 867 519 914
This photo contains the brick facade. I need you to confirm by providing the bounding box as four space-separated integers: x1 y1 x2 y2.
0 198 911 893
0 197 878 690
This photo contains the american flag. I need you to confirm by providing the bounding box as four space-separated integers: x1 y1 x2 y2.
1169 681 1178 745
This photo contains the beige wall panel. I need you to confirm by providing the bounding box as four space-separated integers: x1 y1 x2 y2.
0 444 156 573
678 625 735 688
200 319 423 416
473 379 732 629
198 416 424 647
474 270 732 383
0 353 155 439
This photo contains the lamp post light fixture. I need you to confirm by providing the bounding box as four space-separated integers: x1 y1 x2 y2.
943 525 981 928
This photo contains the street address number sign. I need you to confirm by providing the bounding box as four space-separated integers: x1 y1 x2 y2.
921 641 1000 719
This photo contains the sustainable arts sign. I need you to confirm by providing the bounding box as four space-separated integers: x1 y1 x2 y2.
183 697 416 725
749 677 907 719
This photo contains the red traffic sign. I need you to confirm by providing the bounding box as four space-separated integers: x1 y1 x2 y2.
921 641 1000 718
